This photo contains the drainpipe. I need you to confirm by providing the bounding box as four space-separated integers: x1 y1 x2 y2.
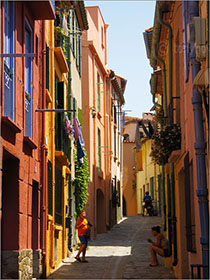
67 10 73 252
158 5 178 267
188 1 209 278
158 6 173 123
41 20 47 278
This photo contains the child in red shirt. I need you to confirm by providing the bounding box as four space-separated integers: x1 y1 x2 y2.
75 211 92 262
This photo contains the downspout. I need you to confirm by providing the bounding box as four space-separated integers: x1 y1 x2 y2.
67 9 73 252
41 20 47 278
158 4 178 267
150 4 167 234
188 1 209 278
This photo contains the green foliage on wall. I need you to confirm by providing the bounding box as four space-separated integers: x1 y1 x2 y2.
73 147 89 218
151 123 181 165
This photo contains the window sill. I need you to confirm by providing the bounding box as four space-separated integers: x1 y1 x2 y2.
55 151 70 167
2 116 22 133
24 136 37 150
97 111 102 120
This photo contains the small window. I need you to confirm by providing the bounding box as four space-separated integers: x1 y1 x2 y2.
97 73 100 111
101 26 104 47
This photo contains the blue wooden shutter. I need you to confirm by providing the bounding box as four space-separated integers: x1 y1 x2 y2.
25 20 33 138
4 0 14 120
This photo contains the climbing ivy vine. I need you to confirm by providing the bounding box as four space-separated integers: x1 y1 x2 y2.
72 147 89 218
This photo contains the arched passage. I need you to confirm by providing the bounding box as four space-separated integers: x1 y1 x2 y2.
96 189 105 233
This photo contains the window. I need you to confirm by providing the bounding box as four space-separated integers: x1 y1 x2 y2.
25 19 33 138
4 0 15 120
98 129 101 174
101 26 104 47
55 165 62 225
123 134 129 141
114 129 116 157
97 73 100 111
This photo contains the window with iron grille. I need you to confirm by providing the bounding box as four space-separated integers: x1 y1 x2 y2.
55 165 62 226
48 160 53 216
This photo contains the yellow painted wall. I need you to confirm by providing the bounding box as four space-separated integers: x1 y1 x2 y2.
45 20 70 277
136 139 160 215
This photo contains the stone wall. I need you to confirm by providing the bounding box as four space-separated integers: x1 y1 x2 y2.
1 249 42 279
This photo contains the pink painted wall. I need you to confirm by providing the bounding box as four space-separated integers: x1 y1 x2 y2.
1 1 43 251
82 6 109 236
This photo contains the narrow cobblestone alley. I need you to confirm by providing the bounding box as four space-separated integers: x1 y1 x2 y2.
48 216 176 279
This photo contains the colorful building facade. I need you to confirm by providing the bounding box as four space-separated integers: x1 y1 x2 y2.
81 6 126 236
143 1 209 278
0 1 55 278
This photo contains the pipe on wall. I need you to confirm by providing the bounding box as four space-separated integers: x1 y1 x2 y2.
41 20 48 278
158 4 178 268
187 1 209 278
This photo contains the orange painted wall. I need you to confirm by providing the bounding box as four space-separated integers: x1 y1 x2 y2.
123 142 137 216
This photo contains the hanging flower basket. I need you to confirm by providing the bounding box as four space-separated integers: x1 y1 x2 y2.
150 123 181 165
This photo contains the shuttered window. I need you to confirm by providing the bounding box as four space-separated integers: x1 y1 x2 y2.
150 177 154 199
48 160 53 215
25 19 33 138
184 153 196 252
137 151 142 171
55 165 62 226
4 0 15 120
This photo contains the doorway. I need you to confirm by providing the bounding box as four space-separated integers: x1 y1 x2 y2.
96 188 105 233
1 149 19 278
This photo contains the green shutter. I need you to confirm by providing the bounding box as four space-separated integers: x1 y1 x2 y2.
55 165 62 225
46 46 50 91
48 160 53 215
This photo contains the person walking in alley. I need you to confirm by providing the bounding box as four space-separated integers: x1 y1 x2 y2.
147 226 170 267
75 211 92 263
143 191 153 216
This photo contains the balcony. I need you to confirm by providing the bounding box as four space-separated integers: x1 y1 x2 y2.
27 0 55 20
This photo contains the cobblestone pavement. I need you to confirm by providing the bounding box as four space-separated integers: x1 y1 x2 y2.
48 216 176 279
